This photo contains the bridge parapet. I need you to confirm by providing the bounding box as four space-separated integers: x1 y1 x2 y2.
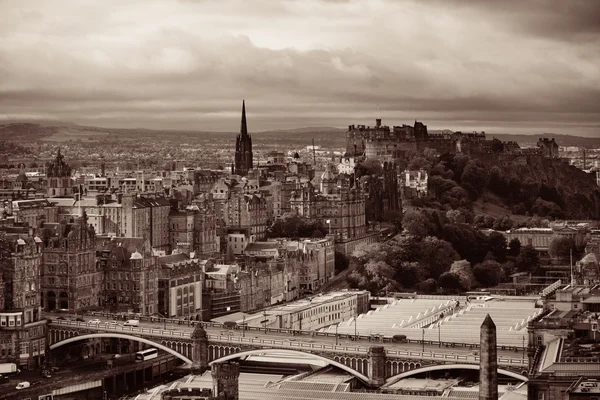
48 320 528 369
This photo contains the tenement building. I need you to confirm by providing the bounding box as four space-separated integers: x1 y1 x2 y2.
38 213 100 312
0 230 47 369
95 236 158 315
157 253 206 319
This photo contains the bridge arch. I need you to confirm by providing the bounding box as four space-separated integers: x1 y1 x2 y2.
385 363 528 385
210 348 370 383
49 333 192 364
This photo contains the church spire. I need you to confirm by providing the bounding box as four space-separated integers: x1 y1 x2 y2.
240 99 248 137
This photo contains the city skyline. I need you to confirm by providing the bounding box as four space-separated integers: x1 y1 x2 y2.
1 0 599 137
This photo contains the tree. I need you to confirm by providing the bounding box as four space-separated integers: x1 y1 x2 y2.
348 259 397 294
508 238 521 257
446 209 466 224
334 251 349 274
516 244 539 273
438 272 462 292
402 210 432 238
417 236 460 279
383 210 403 232
487 232 508 262
394 261 423 289
417 278 438 294
549 236 576 261
460 160 490 200
450 260 476 290
355 159 383 177
473 260 504 287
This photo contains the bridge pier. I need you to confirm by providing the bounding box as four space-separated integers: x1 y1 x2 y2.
191 323 209 374
368 346 387 388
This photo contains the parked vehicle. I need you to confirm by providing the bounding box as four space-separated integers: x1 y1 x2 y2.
0 363 18 375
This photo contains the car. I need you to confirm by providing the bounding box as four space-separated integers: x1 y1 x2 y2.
57 316 65 320
75 317 85 322
88 319 101 325
16 381 30 390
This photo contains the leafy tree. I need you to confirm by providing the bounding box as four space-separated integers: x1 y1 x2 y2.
355 159 383 177
473 260 504 287
460 160 490 200
394 261 423 288
515 244 539 273
417 278 438 294
402 210 433 238
492 216 514 231
549 236 576 261
267 215 326 238
438 272 462 292
348 260 397 294
441 223 489 264
450 260 476 290
334 251 349 274
428 175 458 199
487 232 508 262
508 238 521 257
446 209 466 224
417 236 460 279
383 210 403 232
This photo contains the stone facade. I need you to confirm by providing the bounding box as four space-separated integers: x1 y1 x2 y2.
38 214 100 312
232 101 253 177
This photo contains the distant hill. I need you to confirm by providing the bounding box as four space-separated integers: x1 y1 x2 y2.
1 121 598 149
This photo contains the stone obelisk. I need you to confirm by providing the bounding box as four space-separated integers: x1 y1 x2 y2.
480 314 498 400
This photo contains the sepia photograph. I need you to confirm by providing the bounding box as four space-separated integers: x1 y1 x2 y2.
0 0 599 399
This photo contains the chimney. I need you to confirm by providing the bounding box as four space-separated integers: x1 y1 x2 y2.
117 193 123 204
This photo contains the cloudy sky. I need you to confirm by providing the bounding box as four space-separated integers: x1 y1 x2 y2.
1 0 599 136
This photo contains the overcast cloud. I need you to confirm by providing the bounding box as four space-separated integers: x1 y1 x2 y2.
0 0 599 135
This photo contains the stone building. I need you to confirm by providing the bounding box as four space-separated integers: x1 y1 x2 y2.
38 213 100 312
169 203 219 257
224 192 269 240
157 253 205 319
537 137 559 158
45 149 73 197
0 231 47 369
290 170 366 241
232 100 253 177
95 236 158 315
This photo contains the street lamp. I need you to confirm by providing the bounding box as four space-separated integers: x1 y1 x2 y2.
156 312 167 330
335 324 339 346
354 317 357 341
438 324 441 348
522 336 525 360
422 328 425 352
242 315 246 338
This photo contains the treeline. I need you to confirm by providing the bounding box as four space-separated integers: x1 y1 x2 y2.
347 208 542 294
406 149 600 220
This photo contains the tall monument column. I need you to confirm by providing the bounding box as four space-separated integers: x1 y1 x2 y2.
212 361 240 400
191 323 209 374
367 345 387 387
480 314 498 400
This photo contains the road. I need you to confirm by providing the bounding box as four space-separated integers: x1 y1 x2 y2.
47 313 528 367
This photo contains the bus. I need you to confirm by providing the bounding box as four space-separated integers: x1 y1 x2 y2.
135 348 158 362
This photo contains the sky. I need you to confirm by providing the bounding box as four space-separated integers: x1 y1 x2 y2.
0 0 599 136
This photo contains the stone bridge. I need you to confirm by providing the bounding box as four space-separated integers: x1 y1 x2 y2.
48 320 528 387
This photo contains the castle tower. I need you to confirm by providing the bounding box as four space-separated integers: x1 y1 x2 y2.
233 100 253 176
46 149 73 197
211 361 240 400
191 323 209 374
480 314 498 400
368 345 387 388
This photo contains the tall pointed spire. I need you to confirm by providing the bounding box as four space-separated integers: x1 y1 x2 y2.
240 99 248 137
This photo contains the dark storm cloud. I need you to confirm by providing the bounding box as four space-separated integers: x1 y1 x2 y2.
0 0 598 135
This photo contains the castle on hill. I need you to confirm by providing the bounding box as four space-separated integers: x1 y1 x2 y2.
344 118 561 165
